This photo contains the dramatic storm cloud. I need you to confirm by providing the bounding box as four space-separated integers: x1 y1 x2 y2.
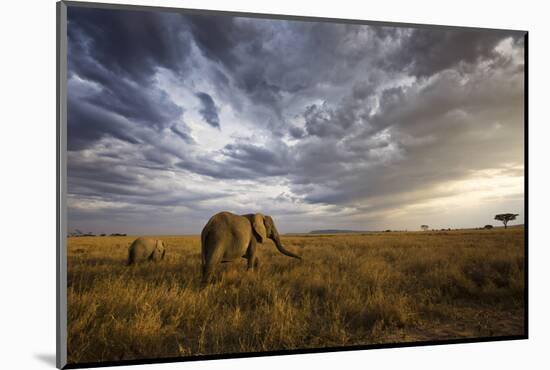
195 92 221 128
67 6 525 234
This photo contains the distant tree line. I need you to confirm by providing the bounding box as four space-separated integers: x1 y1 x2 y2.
68 230 127 237
418 213 519 232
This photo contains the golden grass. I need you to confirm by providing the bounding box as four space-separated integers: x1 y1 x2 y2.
67 228 525 364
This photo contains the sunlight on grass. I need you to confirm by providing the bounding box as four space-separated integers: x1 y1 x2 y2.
67 229 525 363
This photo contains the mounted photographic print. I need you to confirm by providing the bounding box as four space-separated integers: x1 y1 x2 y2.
56 1 528 368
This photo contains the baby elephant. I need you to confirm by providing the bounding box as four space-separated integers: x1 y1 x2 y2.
127 237 166 265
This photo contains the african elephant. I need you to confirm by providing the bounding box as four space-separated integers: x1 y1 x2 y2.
127 237 166 265
200 212 301 283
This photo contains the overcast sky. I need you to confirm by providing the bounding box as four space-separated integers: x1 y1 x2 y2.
66 6 525 235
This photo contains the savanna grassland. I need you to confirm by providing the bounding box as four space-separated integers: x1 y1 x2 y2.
67 228 525 364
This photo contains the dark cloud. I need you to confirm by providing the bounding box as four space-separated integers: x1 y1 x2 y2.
176 140 289 180
222 141 290 176
170 125 195 144
68 7 190 83
67 6 525 233
67 95 141 151
289 60 524 207
184 15 243 70
303 96 373 138
381 28 522 78
67 6 190 149
68 154 229 212
185 17 390 131
195 92 221 128
176 157 253 180
289 126 305 139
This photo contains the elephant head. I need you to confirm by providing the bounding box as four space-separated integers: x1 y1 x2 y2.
250 213 302 260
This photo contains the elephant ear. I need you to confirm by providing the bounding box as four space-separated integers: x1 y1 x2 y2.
252 213 267 243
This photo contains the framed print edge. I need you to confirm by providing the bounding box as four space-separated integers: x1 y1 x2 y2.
57 1 528 368
57 1 68 369
523 32 529 340
61 0 528 33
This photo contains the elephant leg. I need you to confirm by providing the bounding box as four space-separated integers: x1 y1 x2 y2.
202 260 219 285
202 243 224 284
247 256 257 270
246 241 258 271
201 263 213 284
252 256 259 270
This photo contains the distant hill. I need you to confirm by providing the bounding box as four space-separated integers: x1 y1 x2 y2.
309 229 367 234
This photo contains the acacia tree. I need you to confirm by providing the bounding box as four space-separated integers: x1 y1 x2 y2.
494 213 519 228
421 225 429 231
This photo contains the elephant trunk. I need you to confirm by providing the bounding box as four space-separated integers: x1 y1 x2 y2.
272 235 302 260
